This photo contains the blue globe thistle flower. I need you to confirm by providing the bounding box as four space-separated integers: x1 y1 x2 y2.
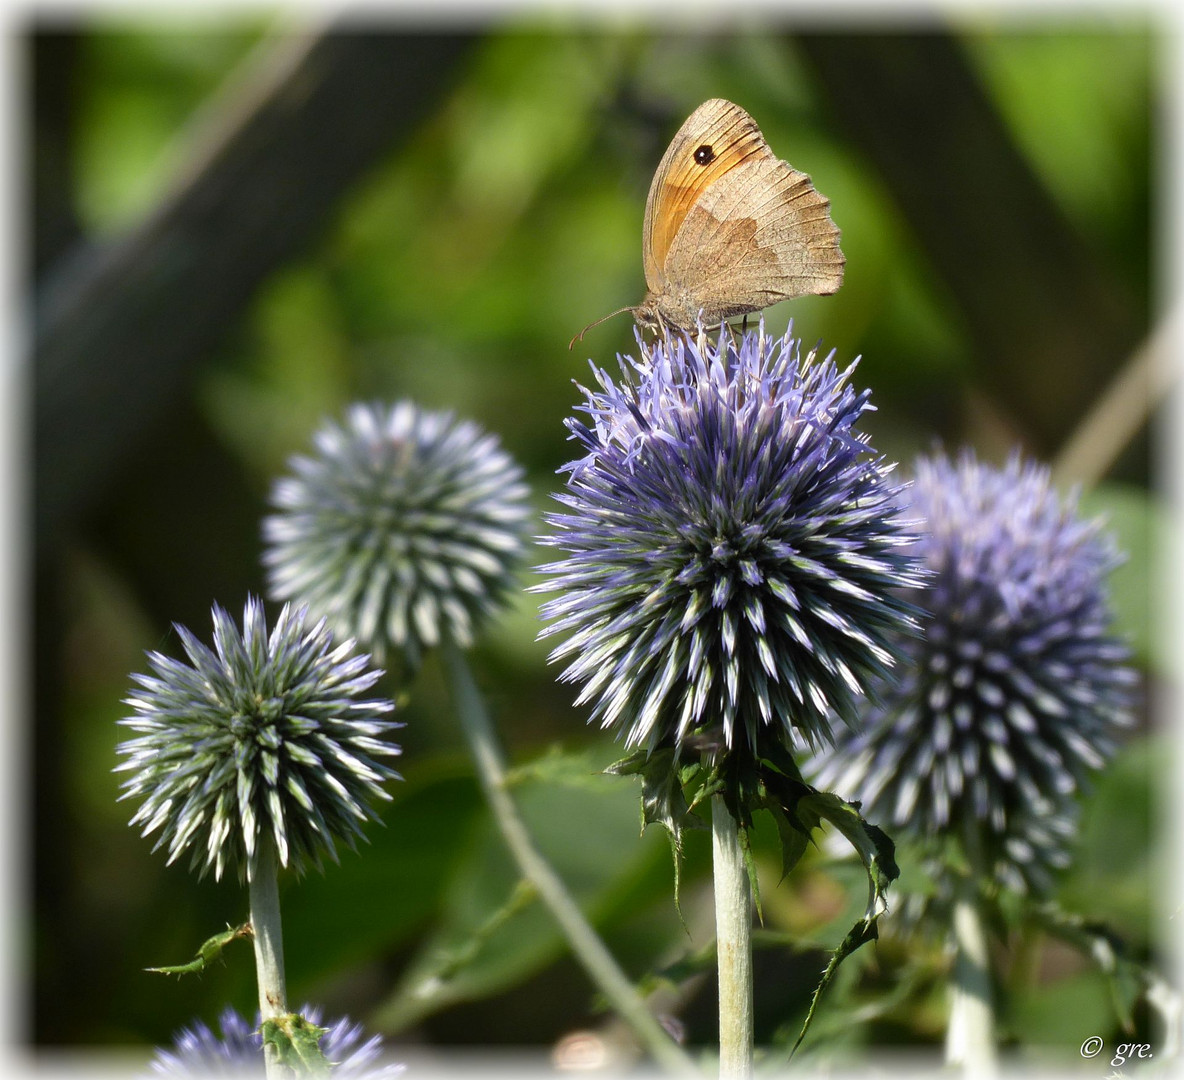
148 1004 405 1077
263 401 531 667
117 598 401 882
537 324 924 758
811 450 1136 894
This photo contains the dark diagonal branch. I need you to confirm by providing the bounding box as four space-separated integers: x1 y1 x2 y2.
34 27 478 544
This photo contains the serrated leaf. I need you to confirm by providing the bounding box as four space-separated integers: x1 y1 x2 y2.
771 945 927 1061
260 1012 330 1076
607 747 707 918
754 751 816 884
763 800 812 882
805 792 899 908
792 914 882 1057
788 790 900 1056
733 808 764 926
606 748 705 839
602 749 649 778
146 922 252 977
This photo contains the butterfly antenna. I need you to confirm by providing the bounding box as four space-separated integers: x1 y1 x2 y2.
568 306 635 350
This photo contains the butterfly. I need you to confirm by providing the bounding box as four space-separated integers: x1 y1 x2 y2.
573 98 844 344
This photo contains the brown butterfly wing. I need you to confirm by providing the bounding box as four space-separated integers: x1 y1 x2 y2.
642 99 769 293
662 154 845 321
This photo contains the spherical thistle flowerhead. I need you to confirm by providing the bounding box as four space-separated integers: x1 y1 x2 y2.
537 324 925 758
117 598 401 883
263 401 532 668
148 1004 405 1078
812 450 1137 894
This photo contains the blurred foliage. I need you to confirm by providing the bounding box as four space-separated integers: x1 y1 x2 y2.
30 12 1167 1073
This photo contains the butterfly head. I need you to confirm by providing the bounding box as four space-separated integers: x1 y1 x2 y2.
568 304 640 350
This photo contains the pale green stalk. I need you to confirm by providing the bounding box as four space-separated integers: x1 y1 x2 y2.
711 794 753 1080
945 827 998 1079
441 639 698 1077
249 833 289 1080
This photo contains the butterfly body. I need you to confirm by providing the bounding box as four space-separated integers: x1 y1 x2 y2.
632 98 844 332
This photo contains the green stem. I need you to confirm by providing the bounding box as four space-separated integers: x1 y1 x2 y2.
249 833 289 1080
945 876 998 1077
441 640 699 1077
711 794 753 1080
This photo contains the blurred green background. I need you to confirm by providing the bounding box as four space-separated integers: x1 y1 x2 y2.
29 10 1166 1071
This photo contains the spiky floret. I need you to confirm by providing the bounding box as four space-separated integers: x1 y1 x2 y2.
812 450 1136 893
117 598 401 883
537 324 924 757
148 1004 405 1077
263 401 531 667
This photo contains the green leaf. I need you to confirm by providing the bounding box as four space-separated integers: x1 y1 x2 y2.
752 744 815 883
792 915 882 1057
260 1012 330 1077
806 793 900 900
763 798 811 882
787 791 900 1056
606 747 706 841
146 922 252 977
606 747 708 918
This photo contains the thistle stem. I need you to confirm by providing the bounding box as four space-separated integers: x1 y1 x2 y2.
711 794 753 1080
249 833 288 1080
945 877 998 1077
441 640 698 1076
